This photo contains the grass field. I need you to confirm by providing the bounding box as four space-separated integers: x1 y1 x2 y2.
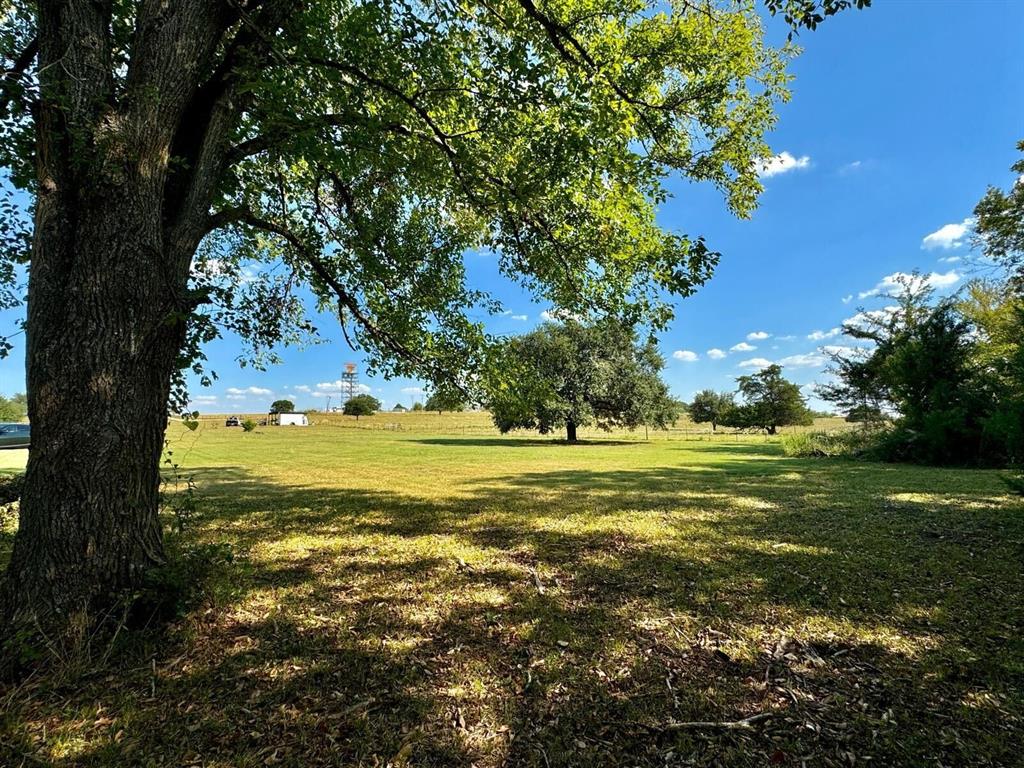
1 417 1023 766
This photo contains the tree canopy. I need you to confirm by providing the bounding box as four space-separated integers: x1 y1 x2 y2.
486 319 680 441
0 392 26 422
688 389 734 431
728 364 811 434
343 394 381 418
270 399 295 414
425 391 466 414
0 0 867 398
973 140 1024 286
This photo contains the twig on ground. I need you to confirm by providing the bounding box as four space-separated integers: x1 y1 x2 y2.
660 711 775 731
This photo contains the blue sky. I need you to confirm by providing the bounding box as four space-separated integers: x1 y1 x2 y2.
1 1 1022 413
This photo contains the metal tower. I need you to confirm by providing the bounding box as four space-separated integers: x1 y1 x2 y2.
341 362 358 402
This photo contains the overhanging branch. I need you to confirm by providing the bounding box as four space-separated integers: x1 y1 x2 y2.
0 35 38 117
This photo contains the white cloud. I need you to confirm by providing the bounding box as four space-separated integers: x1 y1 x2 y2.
293 385 311 393
922 218 973 250
821 344 859 357
938 255 961 264
539 308 585 322
841 294 853 304
226 394 246 401
738 357 773 369
839 160 862 175
730 342 756 353
226 386 272 396
844 305 898 329
310 380 371 397
401 386 425 395
859 270 960 299
192 395 218 404
706 348 727 360
778 353 826 368
510 314 528 321
807 328 840 341
746 331 770 341
776 335 796 342
756 151 811 178
672 350 698 362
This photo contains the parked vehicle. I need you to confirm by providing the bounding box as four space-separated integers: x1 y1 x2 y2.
0 423 30 449
225 415 241 427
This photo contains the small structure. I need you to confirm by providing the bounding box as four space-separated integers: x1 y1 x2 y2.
269 412 309 426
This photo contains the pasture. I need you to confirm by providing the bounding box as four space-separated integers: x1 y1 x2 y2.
1 415 1022 766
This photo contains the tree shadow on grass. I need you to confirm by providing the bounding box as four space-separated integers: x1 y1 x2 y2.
2 452 1022 766
410 437 643 448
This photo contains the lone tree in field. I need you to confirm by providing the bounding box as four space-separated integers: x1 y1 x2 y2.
270 399 295 414
731 364 812 434
487 319 680 442
343 394 381 420
688 390 735 432
0 1 865 650
425 391 467 414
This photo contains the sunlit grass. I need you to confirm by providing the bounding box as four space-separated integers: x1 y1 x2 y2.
1 418 1022 766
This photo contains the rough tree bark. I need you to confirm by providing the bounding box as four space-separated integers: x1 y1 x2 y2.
566 420 578 442
0 0 280 650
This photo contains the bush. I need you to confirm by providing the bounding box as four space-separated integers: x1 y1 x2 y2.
781 430 869 458
132 541 234 626
241 418 257 432
0 473 23 531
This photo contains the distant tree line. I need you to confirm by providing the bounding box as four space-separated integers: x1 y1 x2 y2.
0 393 27 422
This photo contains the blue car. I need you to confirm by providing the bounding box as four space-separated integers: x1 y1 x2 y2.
0 423 30 449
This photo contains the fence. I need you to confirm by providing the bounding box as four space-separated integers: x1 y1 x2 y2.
178 411 850 442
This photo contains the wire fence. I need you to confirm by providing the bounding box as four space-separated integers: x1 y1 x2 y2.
178 412 852 442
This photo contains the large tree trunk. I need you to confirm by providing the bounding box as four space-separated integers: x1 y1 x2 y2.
0 179 189 647
566 420 578 442
0 1 262 656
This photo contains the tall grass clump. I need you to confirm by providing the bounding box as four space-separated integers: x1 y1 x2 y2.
781 430 870 458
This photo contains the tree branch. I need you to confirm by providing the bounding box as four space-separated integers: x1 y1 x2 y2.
0 35 38 117
203 205 458 387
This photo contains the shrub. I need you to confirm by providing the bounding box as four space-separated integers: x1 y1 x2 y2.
132 541 235 626
781 430 869 458
0 473 23 532
241 418 257 432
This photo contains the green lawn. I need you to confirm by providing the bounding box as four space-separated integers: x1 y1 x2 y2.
2 420 1023 766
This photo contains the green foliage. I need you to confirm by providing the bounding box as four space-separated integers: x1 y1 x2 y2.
0 392 26 421
821 273 1024 466
973 140 1024 285
845 404 886 424
270 399 295 414
688 389 734 431
411 402 424 412
0 0 868 393
487 319 681 440
781 430 870 458
729 365 811 434
343 394 381 418
0 472 22 534
425 391 466 414
240 419 257 433
135 541 235 627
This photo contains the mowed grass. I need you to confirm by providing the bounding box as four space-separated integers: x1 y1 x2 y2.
1 417 1023 766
